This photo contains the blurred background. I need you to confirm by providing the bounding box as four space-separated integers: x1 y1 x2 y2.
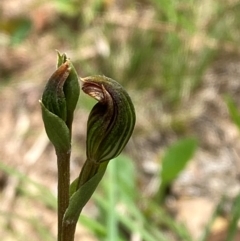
1 0 240 240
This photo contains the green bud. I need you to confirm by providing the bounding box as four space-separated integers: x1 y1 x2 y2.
42 62 70 121
40 52 80 152
57 52 80 129
82 75 136 163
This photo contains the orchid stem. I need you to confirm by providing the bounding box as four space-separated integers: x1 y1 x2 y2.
56 151 71 241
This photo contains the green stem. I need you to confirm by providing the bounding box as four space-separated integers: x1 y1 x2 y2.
62 161 109 240
62 222 76 241
60 160 100 241
57 151 71 241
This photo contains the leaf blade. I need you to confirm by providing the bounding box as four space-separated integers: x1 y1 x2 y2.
161 138 197 185
63 162 108 224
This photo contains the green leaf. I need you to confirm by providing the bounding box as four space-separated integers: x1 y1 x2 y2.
94 193 168 241
225 96 240 130
40 101 70 153
114 155 136 201
105 160 118 241
0 162 56 209
161 138 197 185
8 18 32 45
69 177 78 197
226 193 240 241
63 161 108 224
199 196 225 241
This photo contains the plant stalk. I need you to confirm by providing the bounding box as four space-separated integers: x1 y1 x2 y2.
57 151 71 241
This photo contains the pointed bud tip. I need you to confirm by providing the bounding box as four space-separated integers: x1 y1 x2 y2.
52 62 71 87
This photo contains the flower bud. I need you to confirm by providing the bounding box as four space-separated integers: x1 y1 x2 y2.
57 52 80 129
40 52 80 152
41 62 70 121
82 75 136 163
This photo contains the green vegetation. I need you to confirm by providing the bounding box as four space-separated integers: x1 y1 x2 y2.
1 0 240 240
